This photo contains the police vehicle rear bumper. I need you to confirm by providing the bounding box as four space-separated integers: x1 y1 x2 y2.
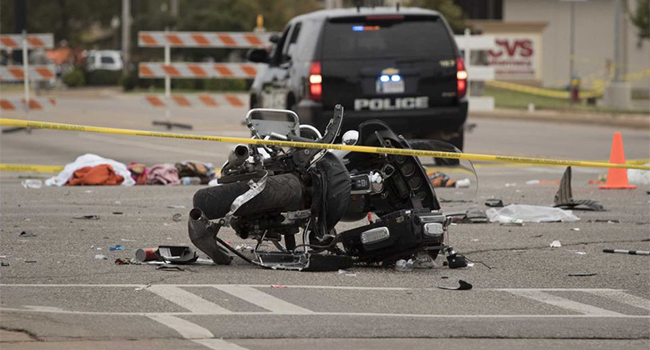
296 100 468 136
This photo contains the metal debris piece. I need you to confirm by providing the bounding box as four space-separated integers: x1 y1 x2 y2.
172 213 183 222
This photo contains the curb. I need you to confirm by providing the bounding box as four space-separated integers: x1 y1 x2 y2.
469 108 650 129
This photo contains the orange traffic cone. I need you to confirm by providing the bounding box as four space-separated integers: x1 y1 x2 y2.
599 132 637 190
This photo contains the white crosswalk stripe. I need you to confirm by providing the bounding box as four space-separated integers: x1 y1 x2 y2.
213 285 314 314
504 290 624 316
147 285 232 314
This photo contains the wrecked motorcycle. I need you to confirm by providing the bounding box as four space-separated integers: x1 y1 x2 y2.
188 105 466 271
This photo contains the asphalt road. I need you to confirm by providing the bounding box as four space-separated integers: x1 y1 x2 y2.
1 92 649 349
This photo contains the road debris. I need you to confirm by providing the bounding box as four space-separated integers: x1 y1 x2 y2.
550 240 562 248
19 231 37 237
568 272 598 277
157 246 199 264
21 179 42 189
571 228 581 231
338 269 357 276
603 249 650 256
115 258 141 265
394 259 414 272
1 262 9 267
487 204 580 223
156 265 185 271
484 199 504 208
112 212 124 215
94 254 107 260
589 219 620 224
167 205 186 209
74 215 100 220
108 245 124 251
554 167 604 211
438 280 473 290
172 213 183 222
271 285 287 289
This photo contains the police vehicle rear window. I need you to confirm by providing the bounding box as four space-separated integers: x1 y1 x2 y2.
322 16 454 60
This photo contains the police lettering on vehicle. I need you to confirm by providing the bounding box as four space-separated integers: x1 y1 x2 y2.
354 97 429 111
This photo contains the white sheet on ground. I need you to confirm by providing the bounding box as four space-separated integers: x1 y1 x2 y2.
486 204 580 223
45 154 135 187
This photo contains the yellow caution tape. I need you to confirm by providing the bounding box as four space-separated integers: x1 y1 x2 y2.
1 118 649 171
0 163 64 173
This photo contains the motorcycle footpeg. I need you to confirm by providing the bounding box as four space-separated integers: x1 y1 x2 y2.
188 208 233 265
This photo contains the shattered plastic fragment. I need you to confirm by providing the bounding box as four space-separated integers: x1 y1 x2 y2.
19 231 36 237
172 213 183 222
156 265 184 271
438 280 473 290
108 245 124 252
271 285 287 289
95 254 107 260
21 179 42 189
571 228 581 231
167 205 186 209
550 240 562 248
338 269 357 276
394 259 414 272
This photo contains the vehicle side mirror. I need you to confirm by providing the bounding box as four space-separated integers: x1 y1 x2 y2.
269 34 280 44
247 49 269 63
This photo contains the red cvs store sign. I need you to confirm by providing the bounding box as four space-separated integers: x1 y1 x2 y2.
488 35 539 80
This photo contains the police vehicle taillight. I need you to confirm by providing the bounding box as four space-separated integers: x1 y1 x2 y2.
456 57 467 98
309 62 322 101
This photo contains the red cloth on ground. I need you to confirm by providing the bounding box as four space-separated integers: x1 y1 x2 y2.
66 164 124 186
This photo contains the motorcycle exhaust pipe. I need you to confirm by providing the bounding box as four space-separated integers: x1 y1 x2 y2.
224 144 250 172
188 208 233 265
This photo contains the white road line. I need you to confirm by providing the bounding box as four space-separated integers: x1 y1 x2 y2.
2 307 647 318
585 290 650 312
147 314 213 339
147 285 232 314
193 339 250 350
148 314 251 350
213 285 314 314
506 290 624 316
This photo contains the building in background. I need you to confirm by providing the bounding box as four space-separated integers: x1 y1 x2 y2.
461 0 649 96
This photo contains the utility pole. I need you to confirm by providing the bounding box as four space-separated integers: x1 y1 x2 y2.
604 0 631 109
121 0 131 73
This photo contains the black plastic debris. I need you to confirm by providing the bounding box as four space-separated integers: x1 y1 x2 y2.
603 249 650 256
568 272 598 277
464 208 489 223
156 265 185 271
112 212 124 215
485 199 504 208
19 231 36 237
438 280 473 290
74 215 100 220
554 167 604 211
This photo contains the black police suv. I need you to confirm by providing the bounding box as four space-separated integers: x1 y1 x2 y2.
247 7 468 150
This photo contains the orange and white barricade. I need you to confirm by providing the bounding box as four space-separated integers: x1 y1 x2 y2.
0 34 54 49
138 31 273 48
0 97 56 110
138 63 258 79
0 65 56 82
143 94 247 108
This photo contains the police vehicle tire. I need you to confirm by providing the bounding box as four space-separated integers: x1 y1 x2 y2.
193 173 303 220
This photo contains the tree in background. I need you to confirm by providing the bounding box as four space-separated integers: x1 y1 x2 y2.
630 0 649 40
407 0 465 33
